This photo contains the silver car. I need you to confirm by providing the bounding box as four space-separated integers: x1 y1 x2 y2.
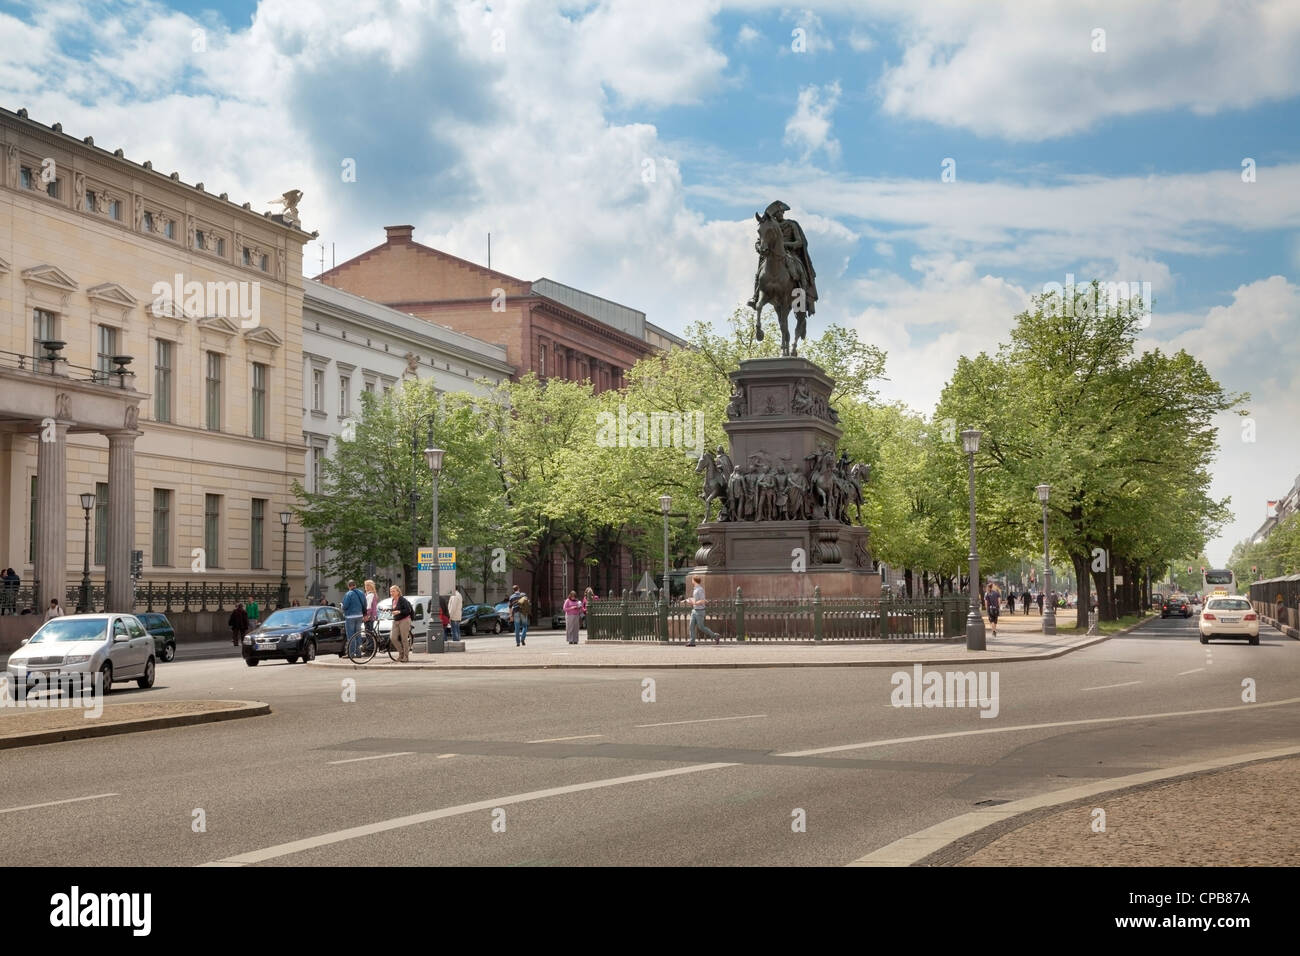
6 613 157 693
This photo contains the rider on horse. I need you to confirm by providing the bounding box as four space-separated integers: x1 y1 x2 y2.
747 200 818 316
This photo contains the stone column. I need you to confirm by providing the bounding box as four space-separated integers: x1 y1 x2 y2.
35 420 69 612
105 429 138 611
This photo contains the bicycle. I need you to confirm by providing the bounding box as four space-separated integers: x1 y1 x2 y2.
348 619 402 664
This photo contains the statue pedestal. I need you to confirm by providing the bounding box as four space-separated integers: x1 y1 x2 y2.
694 356 879 601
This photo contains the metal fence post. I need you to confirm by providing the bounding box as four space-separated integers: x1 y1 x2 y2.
658 588 670 642
735 587 745 642
620 589 630 641
813 585 823 641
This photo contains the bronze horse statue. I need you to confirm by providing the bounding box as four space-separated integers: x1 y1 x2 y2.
753 212 808 356
695 450 729 522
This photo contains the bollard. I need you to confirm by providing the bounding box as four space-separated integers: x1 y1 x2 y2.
657 588 669 642
734 587 745 642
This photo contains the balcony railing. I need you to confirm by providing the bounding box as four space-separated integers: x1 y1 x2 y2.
0 580 287 616
0 346 138 389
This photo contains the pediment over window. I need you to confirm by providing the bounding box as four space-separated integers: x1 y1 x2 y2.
244 326 283 349
86 282 139 307
196 315 241 349
21 264 78 292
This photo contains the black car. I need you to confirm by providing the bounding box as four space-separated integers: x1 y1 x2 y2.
137 612 177 662
1162 596 1191 619
460 604 502 635
243 606 346 665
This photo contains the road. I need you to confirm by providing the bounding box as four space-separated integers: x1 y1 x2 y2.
2 615 1297 866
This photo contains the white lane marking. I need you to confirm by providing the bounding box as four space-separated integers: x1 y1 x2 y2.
777 696 1300 757
635 714 767 728
1080 680 1144 691
436 753 457 759
1177 668 1206 676
202 762 738 866
527 734 605 743
0 793 119 815
327 752 413 766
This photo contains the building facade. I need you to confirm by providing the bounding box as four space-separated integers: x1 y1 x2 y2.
0 107 310 613
300 278 514 603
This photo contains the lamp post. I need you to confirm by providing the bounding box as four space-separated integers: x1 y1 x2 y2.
962 429 985 650
659 494 672 599
278 511 291 609
78 492 95 613
424 447 444 654
1037 483 1057 635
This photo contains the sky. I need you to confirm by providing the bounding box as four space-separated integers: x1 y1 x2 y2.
2 0 1297 566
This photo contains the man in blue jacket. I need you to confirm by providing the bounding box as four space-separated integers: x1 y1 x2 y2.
342 579 366 657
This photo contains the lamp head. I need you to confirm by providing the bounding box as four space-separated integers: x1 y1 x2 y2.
659 494 672 514
279 511 292 527
961 429 982 455
80 492 95 511
1036 483 1051 504
424 447 444 475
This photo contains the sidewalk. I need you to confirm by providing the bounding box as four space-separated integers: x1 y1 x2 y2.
309 611 1115 670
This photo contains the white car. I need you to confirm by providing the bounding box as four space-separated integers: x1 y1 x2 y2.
6 613 157 694
1199 597 1259 645
375 595 433 642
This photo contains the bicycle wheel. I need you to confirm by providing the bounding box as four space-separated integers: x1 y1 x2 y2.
349 629 377 664
386 634 402 663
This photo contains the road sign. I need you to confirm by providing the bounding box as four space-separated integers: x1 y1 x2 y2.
418 548 456 571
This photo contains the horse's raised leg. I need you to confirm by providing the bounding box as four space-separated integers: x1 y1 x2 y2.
753 298 764 341
778 307 790 356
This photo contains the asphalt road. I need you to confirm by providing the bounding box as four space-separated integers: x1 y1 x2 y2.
2 615 1297 866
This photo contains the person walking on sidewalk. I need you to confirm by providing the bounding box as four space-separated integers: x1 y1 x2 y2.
984 583 1000 638
448 589 463 641
1037 591 1045 615
508 586 530 646
245 596 259 629
563 590 584 645
228 603 249 647
389 585 414 662
685 574 720 646
362 579 379 642
342 579 366 658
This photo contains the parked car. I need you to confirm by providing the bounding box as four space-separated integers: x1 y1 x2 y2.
1199 597 1259 645
1162 596 1191 618
136 612 177 662
6 613 156 693
376 594 433 643
495 601 512 625
460 604 502 635
243 605 345 665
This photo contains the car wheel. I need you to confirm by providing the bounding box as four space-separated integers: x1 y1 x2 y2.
468 622 477 636
245 657 259 667
1249 635 1259 646
494 621 501 634
99 662 113 694
1199 634 1208 644
162 642 175 663
302 640 316 663
137 657 156 689
285 655 299 664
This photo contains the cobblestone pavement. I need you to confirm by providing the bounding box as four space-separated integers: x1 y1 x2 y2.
956 756 1300 866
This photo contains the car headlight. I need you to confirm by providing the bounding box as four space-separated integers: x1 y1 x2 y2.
243 635 253 645
64 655 92 664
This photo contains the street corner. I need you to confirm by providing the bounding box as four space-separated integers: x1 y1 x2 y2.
0 698 270 749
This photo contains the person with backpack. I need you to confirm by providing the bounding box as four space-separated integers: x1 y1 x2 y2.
228 603 250 647
984 583 1000 638
389 585 414 662
508 586 530 646
342 579 366 658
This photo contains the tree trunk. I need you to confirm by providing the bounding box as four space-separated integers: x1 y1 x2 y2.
1072 552 1091 630
904 568 913 598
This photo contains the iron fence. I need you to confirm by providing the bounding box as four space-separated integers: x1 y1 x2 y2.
586 587 967 643
0 581 287 616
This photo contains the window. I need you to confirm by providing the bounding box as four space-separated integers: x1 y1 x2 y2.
32 308 57 360
204 494 221 567
251 362 267 439
164 220 175 240
251 499 266 570
339 376 350 417
215 236 225 256
154 340 172 422
46 177 59 199
96 325 118 383
107 199 121 221
364 380 375 395
194 229 205 250
29 476 37 563
142 211 153 233
94 482 109 566
20 166 32 190
152 489 171 566
311 447 324 492
205 352 222 430
242 247 251 266
260 254 269 272
539 345 547 378
85 190 97 212
311 368 324 411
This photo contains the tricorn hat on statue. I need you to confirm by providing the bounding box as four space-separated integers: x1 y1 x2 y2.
763 200 790 217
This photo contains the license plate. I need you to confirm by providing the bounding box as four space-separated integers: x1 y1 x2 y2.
1221 616 1239 623
256 640 275 646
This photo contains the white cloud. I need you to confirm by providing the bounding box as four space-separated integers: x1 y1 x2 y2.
783 82 842 161
847 28 875 52
736 23 761 47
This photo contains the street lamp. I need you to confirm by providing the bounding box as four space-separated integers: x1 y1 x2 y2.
278 511 291 609
962 429 985 650
424 446 444 653
659 494 672 599
1037 483 1057 635
78 492 95 613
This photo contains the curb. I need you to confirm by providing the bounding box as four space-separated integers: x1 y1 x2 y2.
848 744 1300 867
0 700 270 750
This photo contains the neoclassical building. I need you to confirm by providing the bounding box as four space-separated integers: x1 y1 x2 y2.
300 278 514 603
0 107 311 613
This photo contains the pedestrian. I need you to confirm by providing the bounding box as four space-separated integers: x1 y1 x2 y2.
362 579 379 642
563 590 584 645
984 583 1000 637
342 579 366 658
228 602 249 647
584 586 596 605
389 585 414 662
1037 591 1044 614
448 589 463 641
1022 590 1031 615
45 597 64 621
438 596 451 640
245 595 259 629
685 574 720 646
508 585 530 646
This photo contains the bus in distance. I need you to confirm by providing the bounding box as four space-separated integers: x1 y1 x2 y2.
1202 568 1236 598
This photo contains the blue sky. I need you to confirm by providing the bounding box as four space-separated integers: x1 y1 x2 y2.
2 0 1298 564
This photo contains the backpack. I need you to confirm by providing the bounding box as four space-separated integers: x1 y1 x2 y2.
518 595 531 617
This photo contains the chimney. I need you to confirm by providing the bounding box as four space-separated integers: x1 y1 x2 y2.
385 224 414 244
